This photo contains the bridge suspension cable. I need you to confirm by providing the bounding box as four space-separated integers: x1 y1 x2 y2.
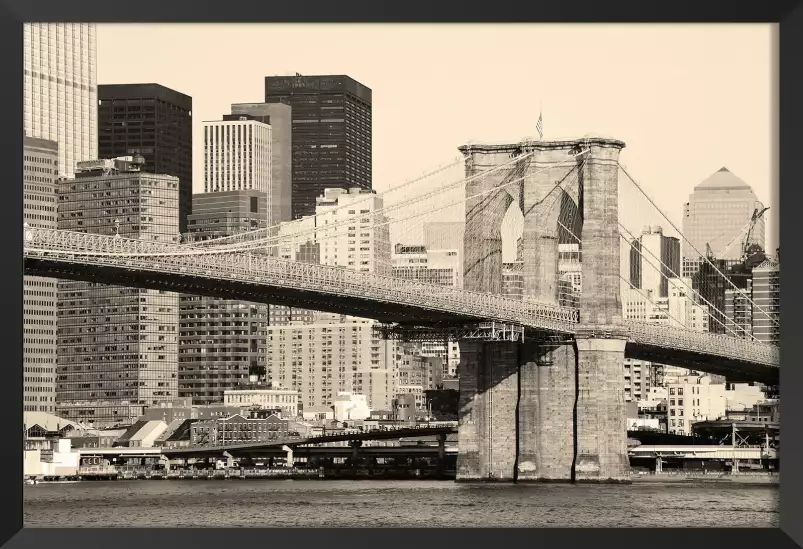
617 223 750 339
31 151 590 260
178 151 535 254
617 163 778 329
186 155 465 247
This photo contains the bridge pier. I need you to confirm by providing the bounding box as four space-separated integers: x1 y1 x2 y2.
574 336 630 482
456 340 519 481
517 340 576 481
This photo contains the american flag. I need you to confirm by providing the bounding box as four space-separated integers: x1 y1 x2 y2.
536 111 543 140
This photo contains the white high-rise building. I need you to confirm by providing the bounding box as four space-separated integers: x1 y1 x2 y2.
266 319 397 411
315 188 391 275
203 117 273 206
23 23 97 179
23 137 59 413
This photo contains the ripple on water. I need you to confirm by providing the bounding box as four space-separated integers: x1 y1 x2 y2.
24 480 779 528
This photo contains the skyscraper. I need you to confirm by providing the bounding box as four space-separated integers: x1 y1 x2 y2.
23 23 97 179
23 137 59 413
55 157 180 427
629 226 681 298
682 167 766 278
751 258 780 345
97 84 193 232
231 103 293 225
202 117 273 214
265 74 372 220
179 191 271 405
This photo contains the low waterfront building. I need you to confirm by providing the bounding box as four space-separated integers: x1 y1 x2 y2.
223 380 299 418
190 412 291 446
114 420 169 448
333 392 370 422
67 428 127 449
24 438 80 478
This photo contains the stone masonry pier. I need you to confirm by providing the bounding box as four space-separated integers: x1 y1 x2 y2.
457 137 630 483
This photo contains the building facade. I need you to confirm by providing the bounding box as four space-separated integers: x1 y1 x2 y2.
203 117 272 199
179 190 271 405
223 382 299 418
23 137 59 413
315 188 391 275
230 102 293 225
725 280 753 339
265 319 396 412
751 259 780 345
682 167 766 278
190 412 291 446
23 23 97 179
98 84 193 232
629 226 681 298
55 158 180 426
264 74 372 219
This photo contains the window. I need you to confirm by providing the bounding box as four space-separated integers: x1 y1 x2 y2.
250 197 259 213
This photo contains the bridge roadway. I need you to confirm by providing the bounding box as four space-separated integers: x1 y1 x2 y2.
23 227 779 382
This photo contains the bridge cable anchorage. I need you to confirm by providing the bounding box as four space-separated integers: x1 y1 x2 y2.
616 222 755 341
29 151 591 260
166 151 536 255
185 155 465 247
618 162 778 328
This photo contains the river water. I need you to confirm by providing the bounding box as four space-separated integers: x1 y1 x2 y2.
24 480 778 528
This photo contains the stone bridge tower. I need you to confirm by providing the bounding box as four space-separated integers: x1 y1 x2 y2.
456 137 630 483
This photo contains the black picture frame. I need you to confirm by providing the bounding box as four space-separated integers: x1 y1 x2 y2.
2 0 800 546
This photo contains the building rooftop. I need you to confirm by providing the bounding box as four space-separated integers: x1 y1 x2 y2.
23 412 79 433
695 167 752 191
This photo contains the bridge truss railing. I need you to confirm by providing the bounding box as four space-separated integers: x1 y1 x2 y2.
624 320 779 367
23 227 580 334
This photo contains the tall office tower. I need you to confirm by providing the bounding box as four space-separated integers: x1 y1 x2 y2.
682 167 766 278
23 23 97 179
628 226 681 298
179 191 271 405
203 117 273 214
56 157 180 427
23 137 59 413
231 103 293 225
264 74 372 220
751 258 780 345
98 84 193 232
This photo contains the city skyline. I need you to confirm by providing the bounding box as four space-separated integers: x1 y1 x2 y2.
95 23 778 252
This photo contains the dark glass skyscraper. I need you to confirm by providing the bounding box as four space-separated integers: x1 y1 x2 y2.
264 74 372 220
98 83 193 232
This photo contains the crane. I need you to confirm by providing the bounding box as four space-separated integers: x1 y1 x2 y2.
741 207 769 260
705 207 769 262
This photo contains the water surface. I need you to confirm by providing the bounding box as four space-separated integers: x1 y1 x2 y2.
24 480 778 528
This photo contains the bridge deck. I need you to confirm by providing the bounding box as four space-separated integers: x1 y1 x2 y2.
23 227 779 376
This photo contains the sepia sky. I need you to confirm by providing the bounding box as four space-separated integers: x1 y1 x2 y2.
96 23 778 252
